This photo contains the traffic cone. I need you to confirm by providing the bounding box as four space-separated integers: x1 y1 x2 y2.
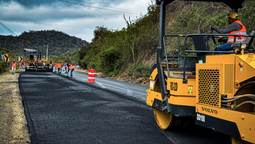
87 69 95 83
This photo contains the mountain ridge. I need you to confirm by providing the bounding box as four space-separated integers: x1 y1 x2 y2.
0 30 89 56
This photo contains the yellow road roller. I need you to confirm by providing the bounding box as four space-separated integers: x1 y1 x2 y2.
147 0 255 143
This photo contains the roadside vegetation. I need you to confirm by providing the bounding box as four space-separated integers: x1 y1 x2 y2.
77 0 255 78
0 47 20 74
78 2 159 77
50 49 79 64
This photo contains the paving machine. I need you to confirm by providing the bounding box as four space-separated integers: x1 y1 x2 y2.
24 48 53 72
146 0 255 143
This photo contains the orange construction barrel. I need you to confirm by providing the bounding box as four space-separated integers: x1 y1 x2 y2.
87 69 95 83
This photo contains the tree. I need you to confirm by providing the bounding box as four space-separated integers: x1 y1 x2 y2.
123 14 140 63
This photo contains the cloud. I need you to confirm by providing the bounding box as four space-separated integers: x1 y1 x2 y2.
0 0 151 42
0 0 58 8
0 0 130 8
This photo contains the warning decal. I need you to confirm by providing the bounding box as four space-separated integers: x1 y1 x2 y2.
188 85 193 94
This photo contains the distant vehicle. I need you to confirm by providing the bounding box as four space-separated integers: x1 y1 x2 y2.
24 48 53 72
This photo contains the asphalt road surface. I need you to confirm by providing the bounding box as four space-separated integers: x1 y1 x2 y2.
19 71 231 144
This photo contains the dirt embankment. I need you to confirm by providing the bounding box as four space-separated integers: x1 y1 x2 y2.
74 68 150 86
0 69 30 143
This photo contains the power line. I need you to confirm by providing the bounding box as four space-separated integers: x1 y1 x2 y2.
0 22 17 36
73 0 138 13
58 0 137 14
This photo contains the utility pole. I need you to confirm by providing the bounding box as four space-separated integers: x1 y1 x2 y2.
46 44 48 60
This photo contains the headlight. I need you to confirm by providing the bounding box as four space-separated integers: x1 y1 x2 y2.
150 80 154 89
241 44 246 49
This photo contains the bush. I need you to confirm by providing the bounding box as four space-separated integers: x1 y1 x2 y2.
109 59 122 77
134 64 150 77
100 47 121 75
0 61 7 73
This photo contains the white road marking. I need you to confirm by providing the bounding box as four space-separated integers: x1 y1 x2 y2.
96 79 147 95
96 82 106 88
133 91 146 95
96 79 127 88
103 84 146 96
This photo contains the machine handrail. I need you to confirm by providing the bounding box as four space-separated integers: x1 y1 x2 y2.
161 33 255 81
182 34 255 83
162 34 187 77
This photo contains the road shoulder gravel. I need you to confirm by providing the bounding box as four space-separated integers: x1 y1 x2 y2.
0 69 30 143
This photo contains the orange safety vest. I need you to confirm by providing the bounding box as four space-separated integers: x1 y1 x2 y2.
58 62 62 68
54 63 58 67
12 62 16 68
69 65 74 70
227 20 247 43
33 61 38 66
65 62 67 68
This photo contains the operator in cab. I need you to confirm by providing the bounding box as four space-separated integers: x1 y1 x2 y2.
210 12 247 51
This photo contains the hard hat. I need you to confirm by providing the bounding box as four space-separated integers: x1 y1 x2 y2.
13 60 15 62
227 12 238 19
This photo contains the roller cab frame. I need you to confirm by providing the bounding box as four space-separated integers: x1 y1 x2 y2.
146 0 255 143
24 48 53 72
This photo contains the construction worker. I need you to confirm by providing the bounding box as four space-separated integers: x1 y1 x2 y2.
58 61 62 74
64 61 67 73
54 62 58 72
10 60 17 74
210 12 247 51
33 60 38 67
21 61 24 69
19 62 22 69
75 63 77 67
68 63 74 78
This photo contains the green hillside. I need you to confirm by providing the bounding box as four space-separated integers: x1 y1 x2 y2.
78 0 255 77
51 49 79 64
0 30 88 57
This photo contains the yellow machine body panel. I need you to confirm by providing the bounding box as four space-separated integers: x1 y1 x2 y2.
196 104 255 143
195 54 255 143
147 68 196 108
207 54 255 85
235 54 255 84
196 63 235 105
206 54 236 63
167 77 196 96
146 90 196 107
146 90 162 106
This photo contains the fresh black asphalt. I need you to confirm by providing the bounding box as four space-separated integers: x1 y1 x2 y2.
19 71 231 144
19 72 171 144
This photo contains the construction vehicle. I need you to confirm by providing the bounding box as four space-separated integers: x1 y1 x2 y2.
24 48 53 72
146 0 255 143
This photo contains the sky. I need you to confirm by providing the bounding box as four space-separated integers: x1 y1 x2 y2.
0 0 152 42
